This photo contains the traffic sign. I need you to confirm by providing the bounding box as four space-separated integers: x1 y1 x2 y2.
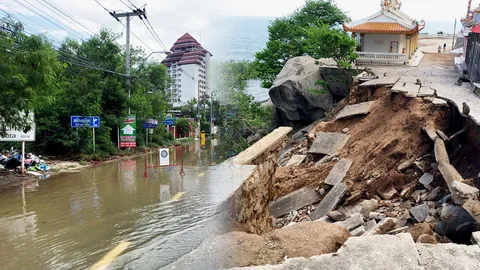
144 119 159 129
163 119 174 126
120 115 136 148
71 116 101 128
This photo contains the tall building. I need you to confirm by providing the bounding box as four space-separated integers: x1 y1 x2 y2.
162 33 212 107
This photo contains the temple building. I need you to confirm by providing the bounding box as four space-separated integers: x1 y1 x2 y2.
162 33 212 107
343 0 425 64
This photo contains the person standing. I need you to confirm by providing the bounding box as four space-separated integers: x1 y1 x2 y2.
443 43 447 52
438 46 442 53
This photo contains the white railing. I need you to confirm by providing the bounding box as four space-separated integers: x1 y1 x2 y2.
357 52 407 64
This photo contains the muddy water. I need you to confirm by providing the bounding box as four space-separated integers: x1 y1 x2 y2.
0 140 242 270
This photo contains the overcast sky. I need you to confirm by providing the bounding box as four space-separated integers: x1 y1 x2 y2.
0 0 473 59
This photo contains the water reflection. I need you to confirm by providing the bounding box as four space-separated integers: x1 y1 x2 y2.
0 140 236 269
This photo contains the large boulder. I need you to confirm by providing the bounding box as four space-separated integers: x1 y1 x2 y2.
269 56 334 125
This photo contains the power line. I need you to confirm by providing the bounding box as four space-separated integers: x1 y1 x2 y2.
145 18 168 51
39 0 98 37
12 0 85 40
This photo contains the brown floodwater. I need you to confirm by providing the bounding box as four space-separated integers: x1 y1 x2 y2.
0 140 249 270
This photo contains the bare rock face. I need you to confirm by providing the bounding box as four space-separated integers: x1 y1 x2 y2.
269 56 334 125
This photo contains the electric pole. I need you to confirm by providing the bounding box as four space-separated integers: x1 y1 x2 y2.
111 9 147 114
452 19 457 50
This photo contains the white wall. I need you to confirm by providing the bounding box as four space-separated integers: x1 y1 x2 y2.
205 53 211 97
363 33 407 53
176 64 199 107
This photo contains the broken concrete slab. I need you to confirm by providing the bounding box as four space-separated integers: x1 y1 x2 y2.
285 155 306 167
472 231 480 245
311 182 348 220
309 132 350 156
419 173 434 190
359 76 400 88
364 219 377 231
377 185 398 200
315 152 339 167
327 211 346 222
438 160 466 204
369 212 387 220
269 187 322 218
398 158 415 172
350 225 365 236
335 101 376 120
392 81 420 97
335 213 364 231
424 187 441 201
451 180 479 202
410 204 429 223
434 138 450 163
417 86 435 97
324 159 353 186
233 127 292 165
417 243 480 270
432 98 448 107
387 226 409 235
422 126 437 141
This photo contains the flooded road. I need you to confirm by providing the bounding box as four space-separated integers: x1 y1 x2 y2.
0 140 251 270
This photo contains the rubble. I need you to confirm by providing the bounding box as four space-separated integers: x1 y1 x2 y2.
419 173 434 190
285 155 307 167
324 159 353 186
335 214 364 231
335 101 376 120
269 187 322 218
308 132 350 156
327 211 346 222
410 204 429 223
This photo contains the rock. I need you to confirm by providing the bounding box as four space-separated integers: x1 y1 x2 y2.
336 214 364 231
407 223 433 241
377 185 398 200
376 218 397 234
328 211 347 222
342 128 349 134
269 56 334 124
424 187 441 201
417 234 438 244
425 216 437 223
364 219 377 232
299 216 312 222
440 203 462 220
435 206 478 244
335 101 376 120
410 204 429 223
350 225 366 236
315 216 333 223
369 212 387 220
398 158 415 172
463 199 480 224
359 199 380 219
422 126 438 141
438 194 452 204
315 152 339 167
311 182 348 220
419 173 434 190
324 158 353 186
269 187 323 218
318 188 326 196
401 181 418 199
285 155 307 167
414 161 427 172
308 132 350 156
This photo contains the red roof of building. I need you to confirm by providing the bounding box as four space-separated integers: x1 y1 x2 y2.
162 32 211 67
343 22 418 34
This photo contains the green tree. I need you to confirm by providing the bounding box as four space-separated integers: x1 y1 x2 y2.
253 0 349 88
305 25 358 69
0 21 62 136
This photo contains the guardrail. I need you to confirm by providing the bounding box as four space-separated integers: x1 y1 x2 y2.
357 52 407 64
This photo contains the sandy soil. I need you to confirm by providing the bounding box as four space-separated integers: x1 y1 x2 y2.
274 87 449 200
418 37 456 53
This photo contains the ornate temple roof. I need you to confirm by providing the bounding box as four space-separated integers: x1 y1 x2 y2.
343 0 424 34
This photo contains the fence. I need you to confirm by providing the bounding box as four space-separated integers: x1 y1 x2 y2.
356 52 407 64
466 32 480 82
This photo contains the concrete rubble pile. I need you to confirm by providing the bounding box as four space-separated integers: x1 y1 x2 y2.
271 71 480 246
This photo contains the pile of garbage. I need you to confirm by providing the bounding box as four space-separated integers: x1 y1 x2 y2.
0 149 50 173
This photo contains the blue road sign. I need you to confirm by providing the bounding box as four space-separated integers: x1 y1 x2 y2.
143 123 158 128
71 116 101 128
163 119 174 126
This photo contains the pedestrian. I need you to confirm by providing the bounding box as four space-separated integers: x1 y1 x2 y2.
438 46 442 53
443 43 447 52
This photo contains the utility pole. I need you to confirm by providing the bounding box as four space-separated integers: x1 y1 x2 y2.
111 9 147 114
452 19 457 50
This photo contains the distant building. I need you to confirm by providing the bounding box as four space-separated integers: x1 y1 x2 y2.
343 0 425 64
162 33 212 107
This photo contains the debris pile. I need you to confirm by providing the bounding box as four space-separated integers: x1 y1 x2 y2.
270 78 480 245
0 149 50 173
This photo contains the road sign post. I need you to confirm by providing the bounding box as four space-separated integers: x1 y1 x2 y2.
70 116 101 153
120 115 137 148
